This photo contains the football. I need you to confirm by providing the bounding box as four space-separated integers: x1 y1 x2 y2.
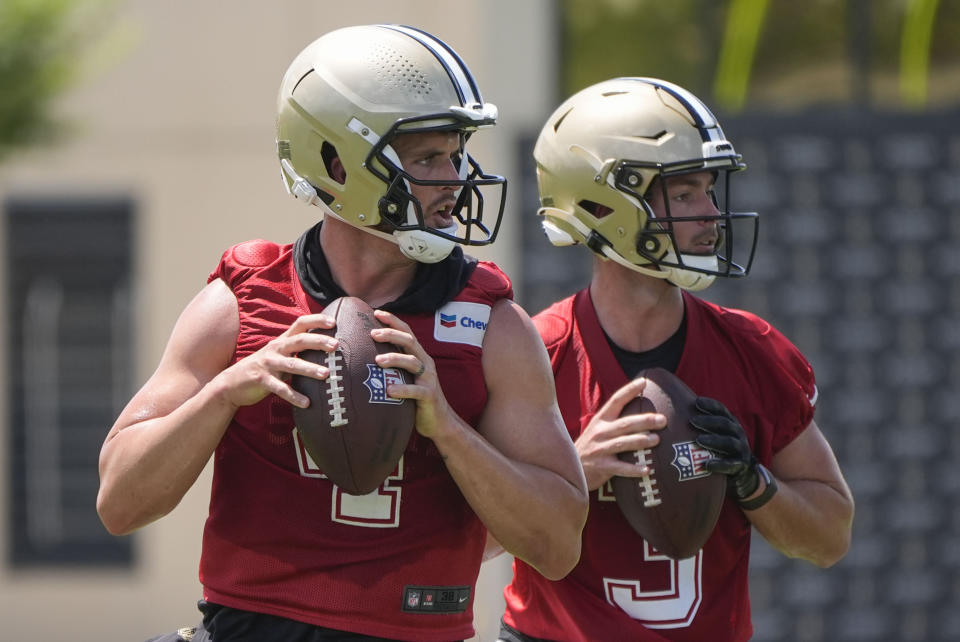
610 367 725 559
291 296 416 495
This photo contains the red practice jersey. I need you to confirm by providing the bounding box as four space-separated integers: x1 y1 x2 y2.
503 288 816 642
199 240 512 641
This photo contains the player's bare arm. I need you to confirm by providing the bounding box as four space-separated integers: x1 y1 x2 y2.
97 278 335 535
374 301 589 580
744 420 854 567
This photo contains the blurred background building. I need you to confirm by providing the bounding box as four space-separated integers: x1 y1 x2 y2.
1 1 957 640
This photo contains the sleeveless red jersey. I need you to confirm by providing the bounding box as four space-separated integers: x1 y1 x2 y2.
199 240 512 641
503 289 816 642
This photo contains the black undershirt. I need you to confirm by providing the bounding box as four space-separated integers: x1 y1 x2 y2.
170 600 431 642
605 312 687 378
293 221 477 314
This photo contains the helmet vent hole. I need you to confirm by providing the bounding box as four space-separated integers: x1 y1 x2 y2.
368 44 433 99
577 200 614 219
552 107 574 133
632 130 669 143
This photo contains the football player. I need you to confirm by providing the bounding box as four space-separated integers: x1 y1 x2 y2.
96 25 587 642
491 78 854 642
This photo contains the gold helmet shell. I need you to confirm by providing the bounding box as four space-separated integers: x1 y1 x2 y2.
276 24 505 263
534 77 757 290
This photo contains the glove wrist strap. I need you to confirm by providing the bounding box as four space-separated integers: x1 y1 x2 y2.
732 456 761 499
738 464 778 511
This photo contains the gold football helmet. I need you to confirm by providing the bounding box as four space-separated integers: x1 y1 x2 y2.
534 77 758 290
276 24 505 263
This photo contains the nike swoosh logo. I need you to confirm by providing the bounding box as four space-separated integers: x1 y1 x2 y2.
807 385 819 407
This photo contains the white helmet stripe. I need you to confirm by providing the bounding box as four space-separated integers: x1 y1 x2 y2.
381 24 481 106
633 77 722 143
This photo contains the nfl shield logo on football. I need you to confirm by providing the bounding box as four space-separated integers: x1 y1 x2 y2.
363 364 404 405
671 441 714 481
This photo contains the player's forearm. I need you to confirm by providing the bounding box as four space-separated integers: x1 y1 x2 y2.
96 380 237 535
748 478 854 567
475 464 585 580
432 419 587 580
469 468 585 580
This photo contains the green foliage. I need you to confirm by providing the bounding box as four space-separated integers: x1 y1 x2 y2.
562 0 725 99
714 0 770 112
562 0 960 112
0 0 107 160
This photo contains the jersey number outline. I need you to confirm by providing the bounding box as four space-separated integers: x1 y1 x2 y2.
602 539 703 628
292 427 403 528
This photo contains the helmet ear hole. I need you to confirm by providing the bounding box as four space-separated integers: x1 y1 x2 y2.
577 199 614 219
321 142 346 184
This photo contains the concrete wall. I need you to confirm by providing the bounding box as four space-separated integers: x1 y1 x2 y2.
0 1 557 639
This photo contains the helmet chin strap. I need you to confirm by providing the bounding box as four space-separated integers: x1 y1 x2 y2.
281 159 323 206
279 158 457 264
380 138 459 263
540 206 717 291
605 242 717 291
323 208 457 264
660 252 717 291
394 226 457 263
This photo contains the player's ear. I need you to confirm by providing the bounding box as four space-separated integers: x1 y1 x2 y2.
328 156 346 184
322 141 346 185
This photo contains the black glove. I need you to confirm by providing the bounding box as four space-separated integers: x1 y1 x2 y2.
690 396 761 501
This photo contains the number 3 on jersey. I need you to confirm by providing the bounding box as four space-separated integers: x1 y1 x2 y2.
293 427 403 528
598 481 703 628
603 541 703 629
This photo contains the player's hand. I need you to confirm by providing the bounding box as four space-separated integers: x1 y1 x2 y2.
575 378 666 491
370 309 450 440
690 396 760 500
217 313 336 410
